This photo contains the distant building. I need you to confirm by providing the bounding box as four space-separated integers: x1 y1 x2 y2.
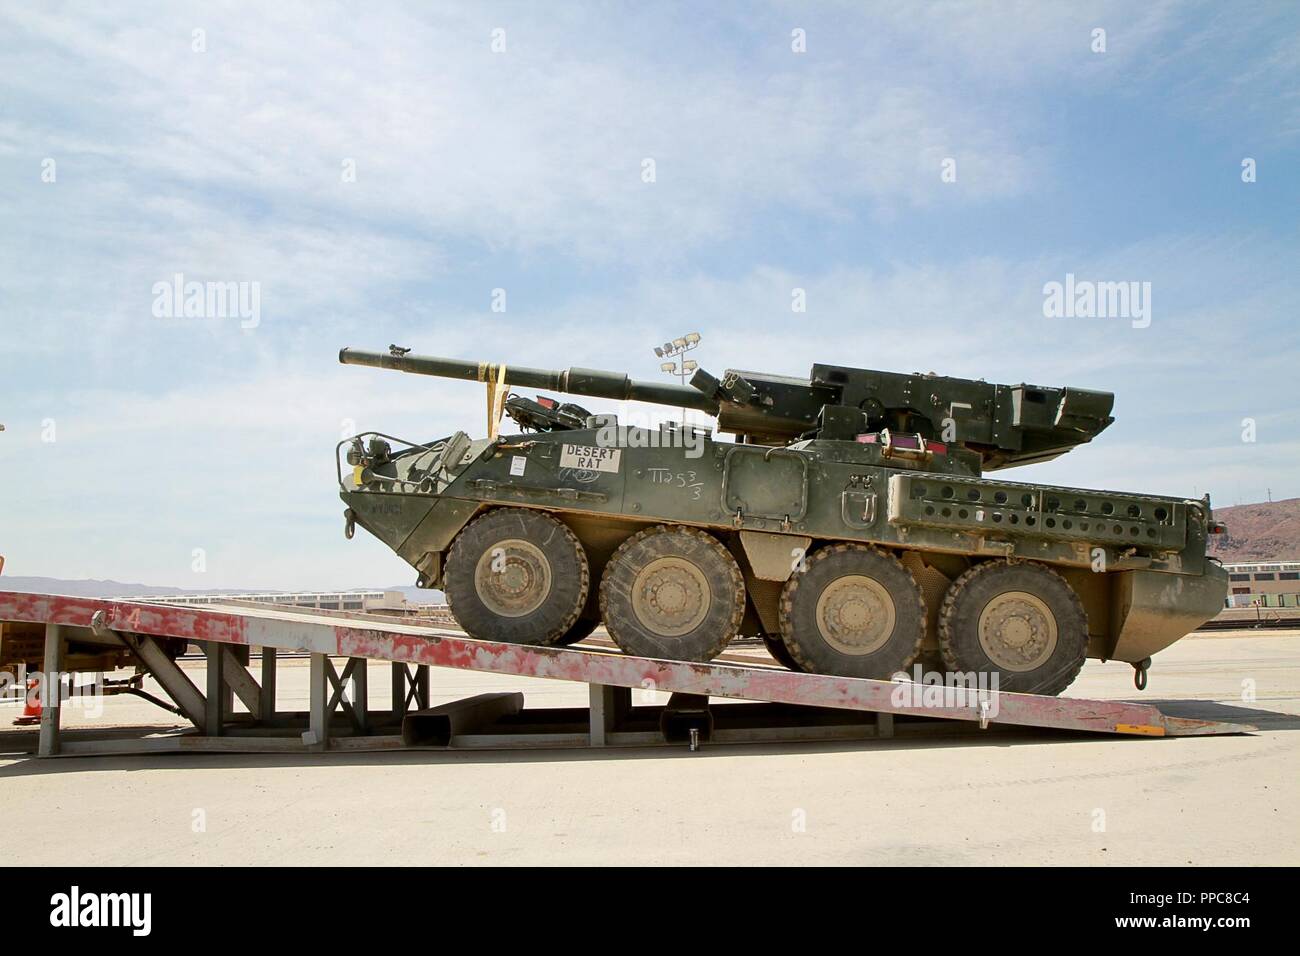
1223 561 1300 608
120 590 409 614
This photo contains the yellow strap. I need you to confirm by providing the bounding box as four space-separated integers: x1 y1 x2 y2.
486 363 507 438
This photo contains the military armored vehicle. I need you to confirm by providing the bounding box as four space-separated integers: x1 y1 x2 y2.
336 346 1228 696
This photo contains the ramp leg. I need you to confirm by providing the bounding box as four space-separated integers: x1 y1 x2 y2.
589 684 630 747
38 622 63 757
350 658 369 733
391 662 431 718
390 662 406 717
308 653 330 751
326 658 366 733
205 641 225 737
877 712 894 738
220 645 262 721
259 647 276 722
106 632 207 730
415 665 430 709
221 644 248 716
124 634 207 731
390 665 405 717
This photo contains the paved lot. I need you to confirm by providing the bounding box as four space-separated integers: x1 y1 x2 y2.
1 631 1296 865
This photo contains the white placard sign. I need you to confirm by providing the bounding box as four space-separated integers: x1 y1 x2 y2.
559 444 621 473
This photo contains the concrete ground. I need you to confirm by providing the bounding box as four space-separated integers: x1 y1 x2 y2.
1 630 1296 866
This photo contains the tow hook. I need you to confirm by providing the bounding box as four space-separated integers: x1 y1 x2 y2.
344 508 356 540
1133 657 1151 691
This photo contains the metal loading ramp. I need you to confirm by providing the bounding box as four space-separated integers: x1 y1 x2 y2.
0 590 1252 757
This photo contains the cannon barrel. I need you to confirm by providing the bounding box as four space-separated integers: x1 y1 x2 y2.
340 347 1115 467
339 348 721 414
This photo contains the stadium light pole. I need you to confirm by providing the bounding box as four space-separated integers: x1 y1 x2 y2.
653 332 702 421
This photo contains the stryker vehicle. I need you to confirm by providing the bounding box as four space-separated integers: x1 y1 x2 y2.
336 346 1228 696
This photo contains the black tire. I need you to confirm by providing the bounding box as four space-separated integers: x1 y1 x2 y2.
778 544 925 679
444 508 589 646
599 525 745 661
554 616 600 647
761 632 804 672
938 561 1088 696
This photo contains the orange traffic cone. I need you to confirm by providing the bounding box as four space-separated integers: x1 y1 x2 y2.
13 677 41 726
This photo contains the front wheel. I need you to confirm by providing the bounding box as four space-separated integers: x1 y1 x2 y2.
444 508 589 646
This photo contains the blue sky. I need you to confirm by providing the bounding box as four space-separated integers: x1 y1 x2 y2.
1 1 1297 589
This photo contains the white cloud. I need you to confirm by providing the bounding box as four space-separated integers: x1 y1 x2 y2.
0 1 1051 268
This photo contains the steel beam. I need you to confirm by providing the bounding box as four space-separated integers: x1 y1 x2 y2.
391 661 430 718
415 665 430 709
221 646 262 721
37 622 63 756
205 641 224 736
307 653 329 751
589 684 630 747
221 643 245 716
126 634 208 731
324 657 364 732
259 646 276 721
391 662 407 717
350 658 369 733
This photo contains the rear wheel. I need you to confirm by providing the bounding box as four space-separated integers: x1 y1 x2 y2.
444 508 589 646
600 525 745 661
938 561 1088 695
778 544 925 679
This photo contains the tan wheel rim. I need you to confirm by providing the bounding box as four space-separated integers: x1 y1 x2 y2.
473 538 552 618
631 556 711 637
814 575 896 655
977 590 1058 672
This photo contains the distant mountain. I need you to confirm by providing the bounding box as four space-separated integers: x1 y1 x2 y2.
0 575 445 603
1208 498 1300 564
0 576 275 598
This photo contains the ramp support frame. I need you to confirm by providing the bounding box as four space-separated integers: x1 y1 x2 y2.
0 591 1253 757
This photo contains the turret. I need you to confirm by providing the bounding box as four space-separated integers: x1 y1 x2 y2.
340 348 1115 470
694 364 1115 469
